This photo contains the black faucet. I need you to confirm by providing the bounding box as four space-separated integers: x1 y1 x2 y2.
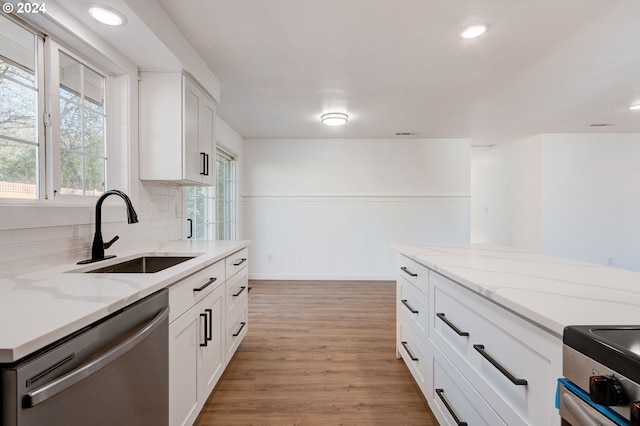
78 190 139 264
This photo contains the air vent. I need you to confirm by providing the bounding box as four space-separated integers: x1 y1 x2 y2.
395 132 416 136
590 123 613 127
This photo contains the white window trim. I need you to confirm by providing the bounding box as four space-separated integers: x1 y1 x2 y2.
0 8 139 229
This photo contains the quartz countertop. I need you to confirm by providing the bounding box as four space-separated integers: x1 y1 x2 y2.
0 240 249 363
393 243 640 338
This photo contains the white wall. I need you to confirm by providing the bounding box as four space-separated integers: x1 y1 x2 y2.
541 134 640 269
471 133 640 271
471 136 542 250
243 138 471 280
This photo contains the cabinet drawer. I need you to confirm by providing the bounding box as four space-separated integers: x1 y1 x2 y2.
398 319 432 398
169 260 225 323
226 268 248 318
225 304 248 362
226 248 248 280
432 351 506 426
397 278 428 342
397 254 429 296
431 272 561 425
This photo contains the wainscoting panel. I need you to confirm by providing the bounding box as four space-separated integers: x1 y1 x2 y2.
243 196 470 280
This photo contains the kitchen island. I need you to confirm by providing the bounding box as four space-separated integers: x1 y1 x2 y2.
393 243 640 426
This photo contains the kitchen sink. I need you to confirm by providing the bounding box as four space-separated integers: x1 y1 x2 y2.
81 256 196 273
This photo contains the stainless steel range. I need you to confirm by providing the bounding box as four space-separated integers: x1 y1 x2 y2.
560 326 640 426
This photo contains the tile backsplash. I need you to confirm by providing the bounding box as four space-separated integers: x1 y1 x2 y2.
0 183 184 278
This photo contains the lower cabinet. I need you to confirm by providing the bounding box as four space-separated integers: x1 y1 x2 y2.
168 249 250 426
396 254 562 426
169 285 224 426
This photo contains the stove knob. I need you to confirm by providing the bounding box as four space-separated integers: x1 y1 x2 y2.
631 401 640 426
589 375 629 406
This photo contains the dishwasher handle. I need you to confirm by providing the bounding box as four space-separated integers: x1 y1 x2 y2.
24 305 170 408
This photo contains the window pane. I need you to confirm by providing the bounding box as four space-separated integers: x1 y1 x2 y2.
0 140 36 199
59 96 82 150
84 155 105 195
0 15 39 200
59 151 83 195
59 51 106 196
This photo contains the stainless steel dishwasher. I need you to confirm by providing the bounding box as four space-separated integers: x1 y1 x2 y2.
0 289 169 426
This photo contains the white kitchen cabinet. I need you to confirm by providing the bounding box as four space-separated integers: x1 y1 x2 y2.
168 248 250 426
395 253 562 426
139 72 216 185
169 285 224 426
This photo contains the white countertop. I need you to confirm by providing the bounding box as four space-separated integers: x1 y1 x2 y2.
0 240 249 363
393 243 640 338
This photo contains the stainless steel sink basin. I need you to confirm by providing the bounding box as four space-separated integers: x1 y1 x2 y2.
83 256 196 273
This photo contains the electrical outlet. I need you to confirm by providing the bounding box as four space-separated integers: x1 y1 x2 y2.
175 204 182 218
267 254 273 262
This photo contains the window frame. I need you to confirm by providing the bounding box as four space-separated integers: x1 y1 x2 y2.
0 13 133 208
45 38 110 201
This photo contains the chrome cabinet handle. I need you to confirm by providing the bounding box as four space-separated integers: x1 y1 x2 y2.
401 299 419 314
232 321 246 337
400 266 417 277
436 313 469 337
473 344 528 386
435 389 468 426
193 277 217 292
233 258 247 266
24 306 169 408
401 341 418 361
233 286 246 297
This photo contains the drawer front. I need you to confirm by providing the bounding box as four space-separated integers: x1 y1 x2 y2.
398 319 432 398
431 272 561 426
225 304 248 362
397 278 428 342
169 260 226 323
397 254 429 296
225 268 248 318
432 351 506 426
226 248 249 280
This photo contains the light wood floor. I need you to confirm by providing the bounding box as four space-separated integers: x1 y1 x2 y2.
195 280 438 426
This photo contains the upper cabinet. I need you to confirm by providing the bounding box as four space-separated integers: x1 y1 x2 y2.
139 72 216 185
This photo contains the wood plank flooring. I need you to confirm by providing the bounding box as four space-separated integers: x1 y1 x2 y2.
195 280 437 426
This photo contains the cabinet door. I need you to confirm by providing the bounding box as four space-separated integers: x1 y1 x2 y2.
199 93 216 186
183 77 203 183
169 308 199 426
197 285 225 401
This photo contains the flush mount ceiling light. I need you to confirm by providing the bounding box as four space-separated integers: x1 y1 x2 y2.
321 112 349 126
630 104 640 111
88 5 127 26
461 24 487 39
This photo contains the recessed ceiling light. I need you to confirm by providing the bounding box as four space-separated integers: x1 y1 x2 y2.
87 5 127 26
630 104 640 111
321 112 349 126
461 24 487 39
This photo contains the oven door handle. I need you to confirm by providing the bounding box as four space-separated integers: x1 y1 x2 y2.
24 306 170 408
561 391 603 426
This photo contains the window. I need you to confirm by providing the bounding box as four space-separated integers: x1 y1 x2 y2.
186 148 236 240
215 150 235 239
0 15 42 199
0 14 109 200
57 51 107 196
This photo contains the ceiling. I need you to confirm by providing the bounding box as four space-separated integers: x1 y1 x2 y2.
61 0 640 144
